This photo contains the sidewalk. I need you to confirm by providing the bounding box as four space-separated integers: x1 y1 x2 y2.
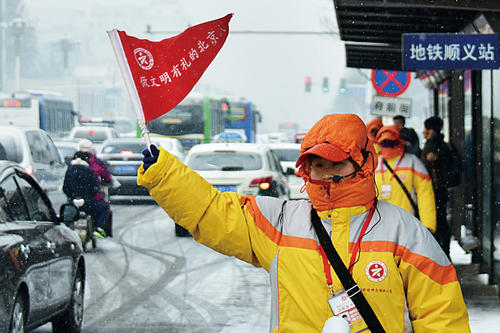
450 240 500 332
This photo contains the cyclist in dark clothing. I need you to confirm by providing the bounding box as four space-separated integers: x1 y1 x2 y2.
63 153 110 238
421 116 454 258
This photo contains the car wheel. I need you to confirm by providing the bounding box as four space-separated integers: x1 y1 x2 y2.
52 267 85 333
9 295 26 333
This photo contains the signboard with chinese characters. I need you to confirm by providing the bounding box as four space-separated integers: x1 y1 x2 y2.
402 33 499 70
370 95 411 118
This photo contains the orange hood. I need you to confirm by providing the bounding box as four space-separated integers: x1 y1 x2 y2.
366 118 383 143
296 114 377 211
376 125 405 159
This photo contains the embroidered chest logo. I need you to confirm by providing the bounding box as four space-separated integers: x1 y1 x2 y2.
399 173 407 181
365 261 387 283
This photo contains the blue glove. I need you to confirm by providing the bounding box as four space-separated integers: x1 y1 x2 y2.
142 144 160 171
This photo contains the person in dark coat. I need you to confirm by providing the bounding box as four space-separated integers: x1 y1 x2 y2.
63 153 109 237
393 115 421 158
421 116 454 258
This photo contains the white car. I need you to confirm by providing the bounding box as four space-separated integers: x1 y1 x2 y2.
267 143 308 200
68 126 120 145
185 143 290 199
149 135 186 162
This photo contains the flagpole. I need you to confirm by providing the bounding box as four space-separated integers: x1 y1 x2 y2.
107 29 152 153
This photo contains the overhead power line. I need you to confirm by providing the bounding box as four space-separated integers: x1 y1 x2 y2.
145 26 339 36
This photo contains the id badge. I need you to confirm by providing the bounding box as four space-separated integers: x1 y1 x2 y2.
380 184 392 200
328 289 368 333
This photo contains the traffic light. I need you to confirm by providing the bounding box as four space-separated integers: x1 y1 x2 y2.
339 78 347 94
220 98 232 125
322 77 329 93
305 76 312 92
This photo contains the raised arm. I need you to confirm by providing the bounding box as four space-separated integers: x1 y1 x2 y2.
137 146 279 269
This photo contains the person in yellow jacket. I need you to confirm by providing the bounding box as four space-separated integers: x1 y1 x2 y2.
138 113 469 332
374 125 437 233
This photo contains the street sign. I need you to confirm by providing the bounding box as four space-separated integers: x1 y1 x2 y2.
370 95 412 118
402 33 500 70
371 70 411 97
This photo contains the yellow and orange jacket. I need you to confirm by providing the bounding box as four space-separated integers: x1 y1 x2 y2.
137 148 469 333
375 154 437 233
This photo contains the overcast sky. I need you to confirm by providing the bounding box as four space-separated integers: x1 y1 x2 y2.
23 0 348 133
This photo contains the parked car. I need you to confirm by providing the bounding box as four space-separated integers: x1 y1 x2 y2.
267 143 308 200
53 139 81 165
0 126 68 209
98 137 182 198
67 126 119 145
0 161 84 333
185 143 290 198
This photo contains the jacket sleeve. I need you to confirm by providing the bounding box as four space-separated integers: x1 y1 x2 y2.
399 219 470 332
412 157 437 233
136 147 278 269
96 159 113 183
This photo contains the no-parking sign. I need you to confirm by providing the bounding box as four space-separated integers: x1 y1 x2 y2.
371 70 411 97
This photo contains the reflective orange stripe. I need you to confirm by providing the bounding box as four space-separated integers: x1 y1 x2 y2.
349 240 457 285
396 167 431 180
244 197 318 250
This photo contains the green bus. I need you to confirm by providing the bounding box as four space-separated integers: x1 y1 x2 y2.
146 95 230 150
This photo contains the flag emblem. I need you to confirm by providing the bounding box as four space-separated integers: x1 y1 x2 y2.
133 48 154 70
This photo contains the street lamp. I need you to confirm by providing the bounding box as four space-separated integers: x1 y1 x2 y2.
11 17 25 91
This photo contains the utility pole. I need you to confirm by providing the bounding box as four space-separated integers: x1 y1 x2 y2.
0 0 5 92
60 39 72 69
11 17 25 91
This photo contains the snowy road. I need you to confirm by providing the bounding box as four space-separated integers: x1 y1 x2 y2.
33 201 271 332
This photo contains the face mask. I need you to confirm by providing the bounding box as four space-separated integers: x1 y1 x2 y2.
305 171 376 211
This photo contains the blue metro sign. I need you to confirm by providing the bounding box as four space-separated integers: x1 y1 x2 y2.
402 33 500 70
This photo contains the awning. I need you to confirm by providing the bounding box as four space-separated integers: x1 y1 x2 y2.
332 0 500 70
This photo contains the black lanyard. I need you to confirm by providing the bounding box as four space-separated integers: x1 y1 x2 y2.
311 206 386 333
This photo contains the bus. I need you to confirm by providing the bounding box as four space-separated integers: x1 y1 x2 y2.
0 90 76 137
224 98 262 143
146 95 230 150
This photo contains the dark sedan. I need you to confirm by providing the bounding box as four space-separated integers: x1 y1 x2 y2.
0 161 84 333
97 138 150 197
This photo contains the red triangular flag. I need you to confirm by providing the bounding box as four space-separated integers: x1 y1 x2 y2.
108 14 232 126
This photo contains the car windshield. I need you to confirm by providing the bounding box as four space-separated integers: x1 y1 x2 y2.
72 129 109 143
272 149 300 162
188 151 262 171
0 133 23 163
101 142 144 154
57 146 78 158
